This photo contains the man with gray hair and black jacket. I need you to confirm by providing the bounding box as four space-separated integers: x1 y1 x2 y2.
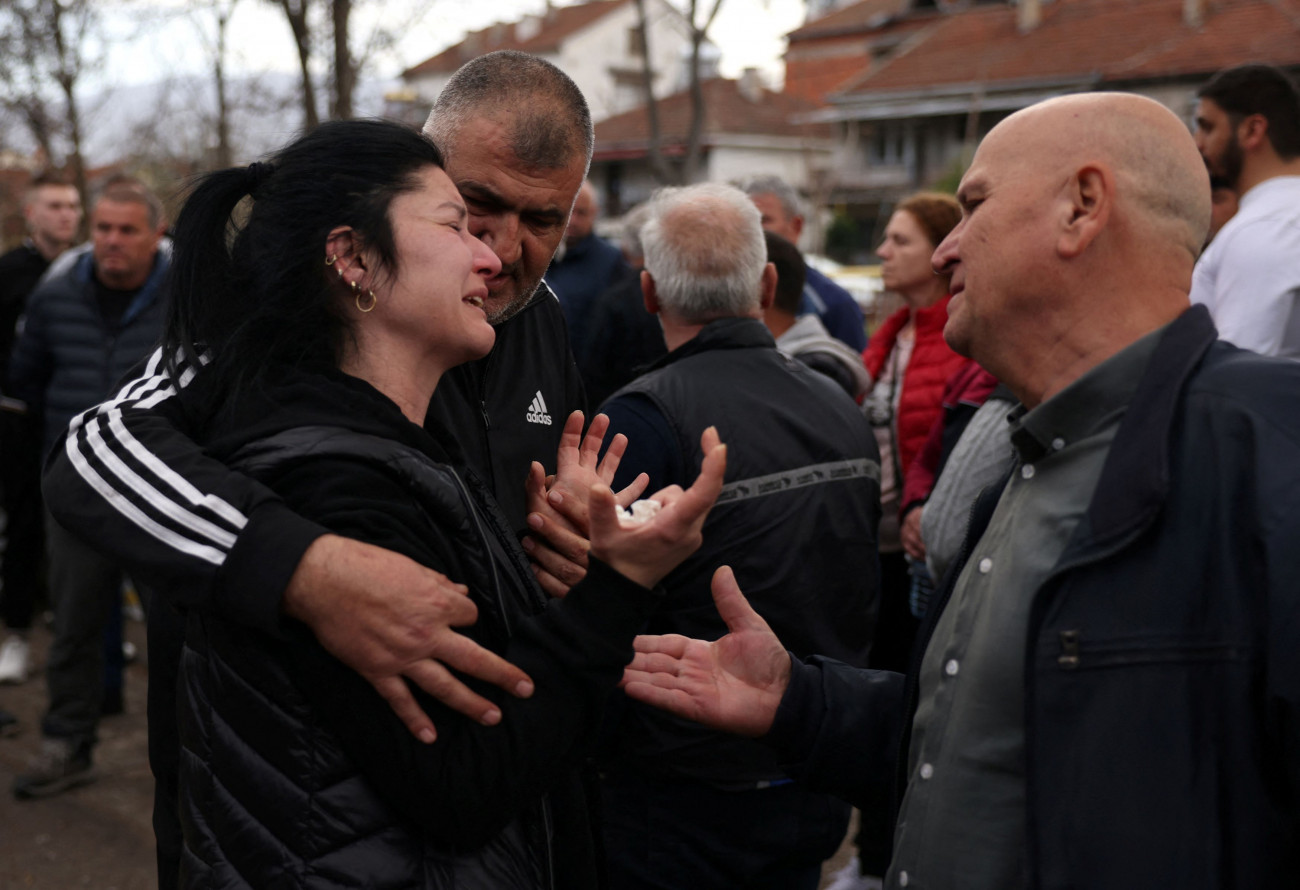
592 182 882 889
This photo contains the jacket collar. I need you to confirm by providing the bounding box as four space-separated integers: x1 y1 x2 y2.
75 244 171 325
864 295 952 376
1072 304 1217 553
647 316 774 372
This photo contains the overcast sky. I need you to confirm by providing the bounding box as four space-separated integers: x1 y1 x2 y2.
106 0 810 90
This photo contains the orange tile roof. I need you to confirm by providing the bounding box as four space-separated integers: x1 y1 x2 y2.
403 0 630 78
784 12 935 103
786 52 882 105
821 0 1300 98
592 77 833 154
788 0 914 40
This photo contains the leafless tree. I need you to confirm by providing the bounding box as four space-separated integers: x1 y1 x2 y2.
111 1 303 172
0 0 100 202
633 0 673 184
270 0 433 124
678 0 725 184
330 0 354 121
178 0 245 167
211 0 240 166
276 0 321 127
632 0 726 185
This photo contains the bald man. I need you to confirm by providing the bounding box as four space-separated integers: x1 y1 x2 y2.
619 93 1300 888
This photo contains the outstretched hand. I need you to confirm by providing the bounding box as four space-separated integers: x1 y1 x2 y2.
522 411 649 597
621 565 790 738
586 426 727 590
546 411 648 530
283 534 535 743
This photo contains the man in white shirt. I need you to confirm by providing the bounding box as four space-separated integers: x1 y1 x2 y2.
1189 63 1300 358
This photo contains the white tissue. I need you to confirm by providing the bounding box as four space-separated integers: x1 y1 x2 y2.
617 499 662 527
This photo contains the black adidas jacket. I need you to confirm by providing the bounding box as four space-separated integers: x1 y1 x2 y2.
426 285 586 532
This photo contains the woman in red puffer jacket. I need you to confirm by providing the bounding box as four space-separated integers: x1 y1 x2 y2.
860 192 965 673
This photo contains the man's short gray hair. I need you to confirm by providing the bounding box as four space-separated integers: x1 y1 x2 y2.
424 50 594 173
95 174 164 229
619 203 651 263
734 174 803 220
641 183 766 322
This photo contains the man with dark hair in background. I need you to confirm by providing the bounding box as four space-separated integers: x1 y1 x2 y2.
9 175 167 798
0 173 82 698
763 230 870 400
1190 63 1300 357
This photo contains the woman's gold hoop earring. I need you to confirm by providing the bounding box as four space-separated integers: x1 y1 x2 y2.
355 288 377 313
325 254 338 266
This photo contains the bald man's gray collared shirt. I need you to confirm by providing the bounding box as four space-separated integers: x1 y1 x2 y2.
885 324 1167 890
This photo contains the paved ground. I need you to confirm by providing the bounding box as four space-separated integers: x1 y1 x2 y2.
0 617 155 889
0 617 855 889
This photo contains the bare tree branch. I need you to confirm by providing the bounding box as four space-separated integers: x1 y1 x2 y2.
329 0 353 119
683 0 725 182
275 0 320 127
634 0 673 184
0 0 101 204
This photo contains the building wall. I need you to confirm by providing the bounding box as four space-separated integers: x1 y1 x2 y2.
557 0 690 121
707 143 830 190
785 36 872 105
402 0 691 125
403 70 456 113
1129 82 1200 119
820 78 1213 262
590 160 665 216
588 139 833 245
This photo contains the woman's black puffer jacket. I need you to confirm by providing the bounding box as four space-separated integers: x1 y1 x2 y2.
176 368 659 889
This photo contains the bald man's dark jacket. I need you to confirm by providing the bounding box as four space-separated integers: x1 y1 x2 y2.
767 305 1300 886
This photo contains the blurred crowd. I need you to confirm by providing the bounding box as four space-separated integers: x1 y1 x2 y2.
1 51 1298 890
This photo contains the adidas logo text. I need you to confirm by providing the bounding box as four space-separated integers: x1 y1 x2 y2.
526 390 553 425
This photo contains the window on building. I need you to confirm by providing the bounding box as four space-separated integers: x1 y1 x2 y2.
628 24 646 57
869 121 908 165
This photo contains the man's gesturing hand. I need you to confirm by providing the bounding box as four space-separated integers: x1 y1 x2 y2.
586 426 725 590
283 534 534 743
522 411 649 597
621 565 790 738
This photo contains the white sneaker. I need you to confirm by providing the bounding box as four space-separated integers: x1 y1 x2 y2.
0 635 31 684
824 856 884 890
